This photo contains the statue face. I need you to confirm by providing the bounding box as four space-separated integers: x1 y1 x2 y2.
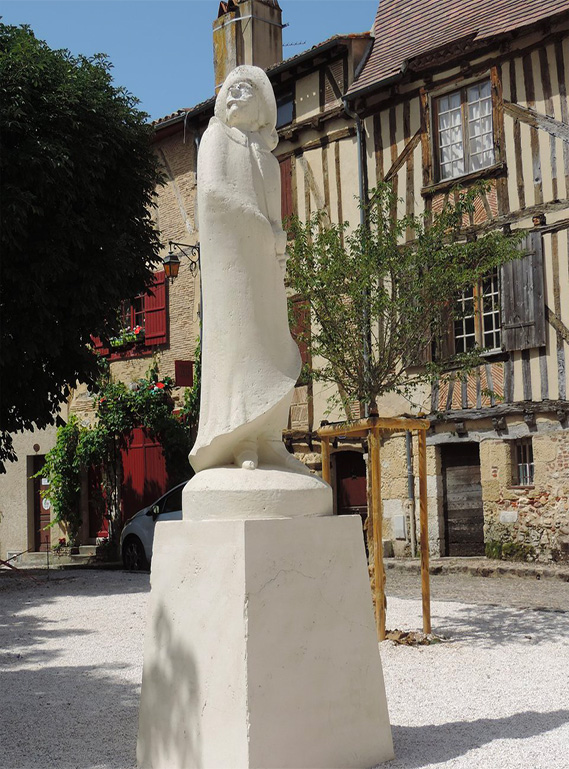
226 79 259 130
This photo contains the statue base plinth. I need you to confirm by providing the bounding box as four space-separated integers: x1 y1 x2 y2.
183 465 332 520
137 515 394 769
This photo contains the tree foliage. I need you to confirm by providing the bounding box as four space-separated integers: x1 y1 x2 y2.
0 24 163 469
287 183 523 413
37 415 84 546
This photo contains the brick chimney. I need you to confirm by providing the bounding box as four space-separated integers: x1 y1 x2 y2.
213 0 283 91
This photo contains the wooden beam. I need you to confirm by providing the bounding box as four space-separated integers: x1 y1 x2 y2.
369 426 386 641
384 127 421 183
317 416 428 437
503 99 569 144
546 305 569 345
417 429 431 635
320 437 331 485
429 398 569 422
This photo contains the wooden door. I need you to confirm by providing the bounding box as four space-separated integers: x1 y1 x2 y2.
441 443 484 556
335 451 367 521
32 455 51 552
121 428 168 523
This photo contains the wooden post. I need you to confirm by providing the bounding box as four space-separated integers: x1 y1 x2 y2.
320 437 331 485
417 429 431 634
369 426 386 641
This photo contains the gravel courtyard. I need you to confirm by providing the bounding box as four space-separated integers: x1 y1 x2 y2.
0 568 567 769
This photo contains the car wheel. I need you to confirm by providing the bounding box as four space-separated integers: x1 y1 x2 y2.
122 536 150 571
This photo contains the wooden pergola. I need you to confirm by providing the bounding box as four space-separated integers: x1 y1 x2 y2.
317 416 431 641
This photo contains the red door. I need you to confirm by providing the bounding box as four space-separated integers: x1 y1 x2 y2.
121 428 168 523
335 451 368 521
32 455 51 552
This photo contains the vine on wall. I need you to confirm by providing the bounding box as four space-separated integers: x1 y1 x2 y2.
39 357 200 554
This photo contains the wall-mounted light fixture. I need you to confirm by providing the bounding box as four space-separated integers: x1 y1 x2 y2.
163 241 200 283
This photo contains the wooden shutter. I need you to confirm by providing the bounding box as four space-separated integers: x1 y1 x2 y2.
280 157 293 223
144 270 167 347
501 232 546 351
175 360 194 387
91 335 109 356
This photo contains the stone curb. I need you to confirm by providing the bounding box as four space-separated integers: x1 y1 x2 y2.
384 557 569 582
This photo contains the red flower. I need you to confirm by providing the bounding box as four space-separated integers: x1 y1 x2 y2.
156 382 165 389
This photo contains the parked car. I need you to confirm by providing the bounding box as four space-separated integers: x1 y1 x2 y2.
121 481 188 570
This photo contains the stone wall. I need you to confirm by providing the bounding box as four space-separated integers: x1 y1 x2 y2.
482 428 569 563
372 433 442 558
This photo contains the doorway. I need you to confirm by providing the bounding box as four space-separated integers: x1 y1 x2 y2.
441 443 485 556
334 450 367 523
32 455 51 552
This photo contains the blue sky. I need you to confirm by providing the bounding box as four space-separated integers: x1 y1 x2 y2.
2 0 379 121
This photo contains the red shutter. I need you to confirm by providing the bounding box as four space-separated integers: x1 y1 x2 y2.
90 335 109 356
280 156 293 223
175 360 194 387
144 271 167 346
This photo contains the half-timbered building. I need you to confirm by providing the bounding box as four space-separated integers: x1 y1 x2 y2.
330 0 569 562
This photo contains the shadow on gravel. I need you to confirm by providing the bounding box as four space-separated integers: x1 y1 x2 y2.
0 569 150 600
0 664 140 769
391 709 569 768
433 603 569 647
0 571 150 666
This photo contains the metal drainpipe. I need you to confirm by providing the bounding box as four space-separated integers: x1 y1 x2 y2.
194 130 204 354
343 97 371 417
406 431 418 557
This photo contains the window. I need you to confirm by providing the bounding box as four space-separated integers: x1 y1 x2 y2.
513 438 534 486
120 294 146 337
434 81 495 181
91 270 167 357
276 88 294 128
453 267 501 354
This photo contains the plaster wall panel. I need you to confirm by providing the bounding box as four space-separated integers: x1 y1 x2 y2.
295 73 320 122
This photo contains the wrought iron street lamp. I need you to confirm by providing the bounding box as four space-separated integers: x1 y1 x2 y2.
163 241 200 283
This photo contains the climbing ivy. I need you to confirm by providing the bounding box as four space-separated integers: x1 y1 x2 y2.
41 360 194 555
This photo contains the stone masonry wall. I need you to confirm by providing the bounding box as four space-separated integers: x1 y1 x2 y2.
379 433 442 558
482 427 569 563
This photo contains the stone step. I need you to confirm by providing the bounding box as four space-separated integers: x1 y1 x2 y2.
13 552 97 569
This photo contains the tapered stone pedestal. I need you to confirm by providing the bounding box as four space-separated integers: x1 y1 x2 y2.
137 513 393 769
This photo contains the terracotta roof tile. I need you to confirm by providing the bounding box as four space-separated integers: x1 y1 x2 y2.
348 0 569 97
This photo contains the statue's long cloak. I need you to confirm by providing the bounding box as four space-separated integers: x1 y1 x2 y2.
189 117 300 472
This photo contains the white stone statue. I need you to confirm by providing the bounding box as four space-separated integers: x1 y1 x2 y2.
190 65 306 475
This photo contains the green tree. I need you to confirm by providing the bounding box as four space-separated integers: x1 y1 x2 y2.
38 415 84 547
0 24 163 470
287 183 523 415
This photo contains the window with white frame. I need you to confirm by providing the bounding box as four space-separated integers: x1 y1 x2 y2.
454 267 501 354
435 81 495 181
513 438 534 486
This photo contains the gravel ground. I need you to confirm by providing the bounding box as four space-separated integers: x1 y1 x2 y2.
0 569 568 769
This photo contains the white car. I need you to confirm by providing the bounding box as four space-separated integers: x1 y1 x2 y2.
120 481 188 570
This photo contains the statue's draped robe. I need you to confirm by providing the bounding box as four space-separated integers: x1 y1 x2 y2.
190 117 300 472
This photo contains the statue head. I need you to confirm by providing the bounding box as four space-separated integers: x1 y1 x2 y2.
215 65 278 150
